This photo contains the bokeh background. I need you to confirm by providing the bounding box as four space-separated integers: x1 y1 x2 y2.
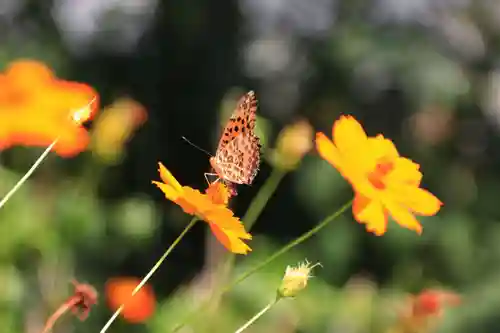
0 0 499 332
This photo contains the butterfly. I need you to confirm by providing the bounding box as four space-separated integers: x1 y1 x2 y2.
205 91 261 196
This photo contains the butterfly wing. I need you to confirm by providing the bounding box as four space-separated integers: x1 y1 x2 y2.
216 91 258 151
212 90 261 186
214 132 261 184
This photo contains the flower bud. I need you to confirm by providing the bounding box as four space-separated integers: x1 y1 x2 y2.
270 119 313 171
278 260 321 298
91 98 147 164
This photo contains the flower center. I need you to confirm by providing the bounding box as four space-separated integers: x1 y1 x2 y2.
367 159 394 190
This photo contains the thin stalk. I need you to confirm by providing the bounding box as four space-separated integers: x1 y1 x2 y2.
242 168 287 230
222 199 352 292
171 199 353 332
41 297 79 333
205 169 287 314
0 138 59 210
100 217 199 333
234 299 279 333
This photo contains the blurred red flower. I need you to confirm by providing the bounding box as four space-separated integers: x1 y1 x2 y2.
0 59 98 157
411 289 461 318
105 277 156 323
393 288 461 333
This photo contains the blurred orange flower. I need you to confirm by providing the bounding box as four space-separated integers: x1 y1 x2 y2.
91 97 147 163
316 115 442 235
152 162 251 254
105 277 155 323
410 289 461 319
0 59 98 157
393 289 461 333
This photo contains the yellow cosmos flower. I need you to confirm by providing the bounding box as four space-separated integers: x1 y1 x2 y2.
152 162 251 254
316 115 442 235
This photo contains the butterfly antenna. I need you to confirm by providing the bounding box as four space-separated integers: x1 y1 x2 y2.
181 136 212 157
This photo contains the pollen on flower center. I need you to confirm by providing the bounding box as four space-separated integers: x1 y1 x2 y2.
71 96 97 124
367 160 394 190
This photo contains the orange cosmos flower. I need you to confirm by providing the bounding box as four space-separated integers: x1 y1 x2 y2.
0 59 98 157
152 162 252 254
105 277 156 323
316 115 442 235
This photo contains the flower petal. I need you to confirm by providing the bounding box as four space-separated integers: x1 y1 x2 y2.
315 132 342 169
7 60 53 89
353 194 388 235
205 182 230 206
176 188 209 215
384 200 423 234
209 223 252 254
367 135 399 160
152 181 180 202
332 115 368 154
205 209 251 239
387 157 422 186
403 187 442 216
157 162 182 191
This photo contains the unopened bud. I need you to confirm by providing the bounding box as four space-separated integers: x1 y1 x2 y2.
271 119 313 171
90 97 146 164
278 260 321 298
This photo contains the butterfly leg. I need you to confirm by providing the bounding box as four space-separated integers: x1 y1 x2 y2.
204 173 219 186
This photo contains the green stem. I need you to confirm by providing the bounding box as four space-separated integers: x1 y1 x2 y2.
100 216 199 333
0 139 59 210
171 199 353 332
201 168 287 320
234 299 280 333
242 168 287 230
222 199 353 292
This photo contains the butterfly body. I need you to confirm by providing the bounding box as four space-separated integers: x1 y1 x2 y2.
208 91 261 196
